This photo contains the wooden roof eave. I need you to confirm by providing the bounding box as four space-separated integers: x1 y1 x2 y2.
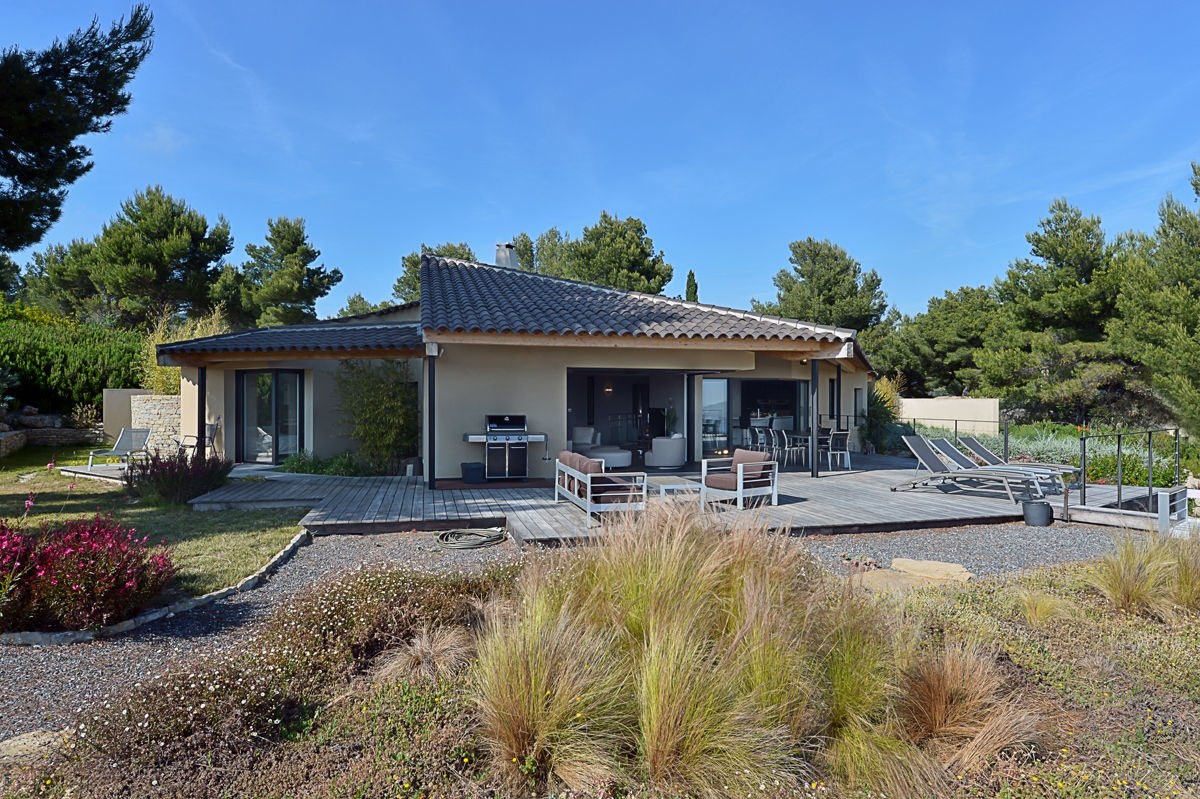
423 329 857 357
156 346 427 367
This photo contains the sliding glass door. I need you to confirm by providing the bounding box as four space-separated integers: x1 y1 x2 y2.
237 370 303 464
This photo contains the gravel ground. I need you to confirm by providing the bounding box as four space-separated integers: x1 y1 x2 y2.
800 521 1119 577
0 530 523 742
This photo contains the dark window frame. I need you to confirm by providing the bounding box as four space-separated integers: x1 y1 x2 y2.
234 369 305 465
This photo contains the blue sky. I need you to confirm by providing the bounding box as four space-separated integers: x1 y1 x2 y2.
8 1 1200 319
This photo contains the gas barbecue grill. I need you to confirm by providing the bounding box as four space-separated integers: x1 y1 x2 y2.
462 414 548 479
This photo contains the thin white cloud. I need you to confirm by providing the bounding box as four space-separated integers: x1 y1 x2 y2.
133 121 188 154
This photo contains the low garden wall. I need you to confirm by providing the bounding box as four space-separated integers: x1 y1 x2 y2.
130 394 181 454
898 396 1000 435
0 428 97 459
0 431 27 458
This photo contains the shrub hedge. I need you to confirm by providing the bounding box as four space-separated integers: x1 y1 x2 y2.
0 318 141 411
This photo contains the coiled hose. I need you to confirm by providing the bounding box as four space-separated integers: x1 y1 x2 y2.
435 527 508 549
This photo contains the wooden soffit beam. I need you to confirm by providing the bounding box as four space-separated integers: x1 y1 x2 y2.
424 329 850 355
157 347 426 367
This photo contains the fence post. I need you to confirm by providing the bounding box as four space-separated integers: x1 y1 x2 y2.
1116 433 1123 509
1147 431 1154 510
1003 420 1009 462
1079 435 1087 507
1157 489 1171 536
1175 428 1181 487
954 420 959 443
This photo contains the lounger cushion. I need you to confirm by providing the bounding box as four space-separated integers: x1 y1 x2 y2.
704 473 773 491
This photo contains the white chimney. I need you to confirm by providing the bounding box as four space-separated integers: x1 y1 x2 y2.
495 242 517 268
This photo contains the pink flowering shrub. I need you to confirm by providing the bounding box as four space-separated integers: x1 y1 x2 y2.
0 514 178 633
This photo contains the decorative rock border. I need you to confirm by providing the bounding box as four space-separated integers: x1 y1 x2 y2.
0 530 312 646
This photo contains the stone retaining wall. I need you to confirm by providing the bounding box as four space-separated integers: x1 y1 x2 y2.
130 394 181 454
0 431 28 458
0 429 98 459
24 429 95 447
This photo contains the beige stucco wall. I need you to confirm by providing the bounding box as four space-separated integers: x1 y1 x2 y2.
184 357 422 462
430 344 755 480
102 388 151 443
178 340 868 472
898 396 1000 435
429 345 871 478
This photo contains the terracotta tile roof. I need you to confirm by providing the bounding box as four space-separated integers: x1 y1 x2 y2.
157 320 423 358
420 255 858 342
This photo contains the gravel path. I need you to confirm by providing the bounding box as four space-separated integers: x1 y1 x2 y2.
0 531 523 742
800 521 1119 577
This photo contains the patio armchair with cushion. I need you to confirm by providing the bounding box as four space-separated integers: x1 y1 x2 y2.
88 428 152 471
892 435 1041 503
555 450 647 528
700 448 779 509
644 434 686 469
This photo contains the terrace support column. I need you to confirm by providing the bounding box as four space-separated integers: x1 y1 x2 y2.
426 348 437 489
835 364 842 428
810 359 819 478
197 366 207 457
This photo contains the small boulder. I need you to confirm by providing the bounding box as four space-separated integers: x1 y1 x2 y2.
18 405 37 416
0 422 9 432
17 414 62 429
0 728 69 768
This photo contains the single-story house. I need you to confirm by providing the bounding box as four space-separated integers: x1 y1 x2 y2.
157 249 875 485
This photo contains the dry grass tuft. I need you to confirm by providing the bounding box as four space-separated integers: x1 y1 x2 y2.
897 641 1049 774
1165 534 1200 611
1090 534 1173 616
375 625 474 683
473 597 631 793
1016 589 1075 626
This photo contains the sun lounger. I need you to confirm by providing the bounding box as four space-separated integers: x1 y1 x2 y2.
88 427 152 471
929 437 1065 495
892 435 1040 503
958 436 1081 480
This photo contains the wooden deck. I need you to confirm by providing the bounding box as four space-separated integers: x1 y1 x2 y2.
165 454 1141 545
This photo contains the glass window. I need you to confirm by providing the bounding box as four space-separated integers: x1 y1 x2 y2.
238 370 303 464
701 378 728 456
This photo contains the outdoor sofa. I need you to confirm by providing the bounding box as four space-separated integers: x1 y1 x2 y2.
554 450 647 528
700 448 779 509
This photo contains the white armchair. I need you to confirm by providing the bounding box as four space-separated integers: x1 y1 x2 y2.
644 435 686 469
572 426 602 454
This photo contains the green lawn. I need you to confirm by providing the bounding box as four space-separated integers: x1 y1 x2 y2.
1 445 304 597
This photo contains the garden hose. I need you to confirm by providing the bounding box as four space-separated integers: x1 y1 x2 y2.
435 527 508 549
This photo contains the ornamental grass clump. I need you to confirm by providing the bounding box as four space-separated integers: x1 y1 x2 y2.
1090 534 1173 616
124 448 234 504
473 504 931 797
0 514 177 632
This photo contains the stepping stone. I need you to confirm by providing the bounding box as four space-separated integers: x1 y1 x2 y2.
852 558 975 592
889 558 976 582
